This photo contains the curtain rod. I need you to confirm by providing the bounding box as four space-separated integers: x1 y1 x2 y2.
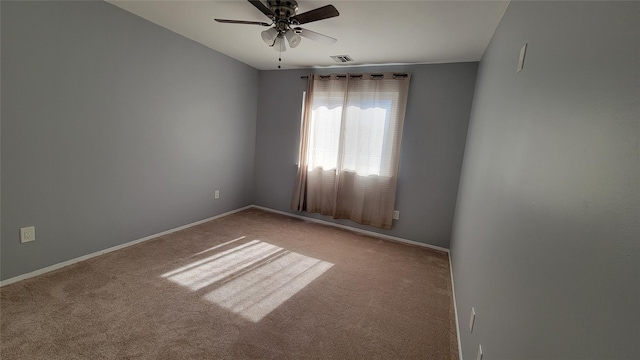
300 73 408 79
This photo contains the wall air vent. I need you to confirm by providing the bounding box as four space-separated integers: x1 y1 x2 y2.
330 55 353 63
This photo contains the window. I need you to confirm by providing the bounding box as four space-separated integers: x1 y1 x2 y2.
308 98 395 177
291 73 411 230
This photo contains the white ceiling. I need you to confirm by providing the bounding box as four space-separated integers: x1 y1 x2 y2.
107 0 510 71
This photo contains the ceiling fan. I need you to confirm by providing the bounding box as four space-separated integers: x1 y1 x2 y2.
215 0 339 52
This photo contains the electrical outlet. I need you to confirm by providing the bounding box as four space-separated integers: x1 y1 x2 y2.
214 190 220 199
393 210 400 220
470 307 476 332
20 226 36 243
477 345 483 360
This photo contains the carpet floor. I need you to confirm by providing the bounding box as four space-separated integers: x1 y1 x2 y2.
1 208 459 359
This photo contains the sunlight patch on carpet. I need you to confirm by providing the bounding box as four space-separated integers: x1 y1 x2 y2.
191 236 246 257
162 240 333 322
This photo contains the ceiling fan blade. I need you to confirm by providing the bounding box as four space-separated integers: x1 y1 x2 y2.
215 19 271 26
296 28 337 45
248 0 275 19
291 5 339 25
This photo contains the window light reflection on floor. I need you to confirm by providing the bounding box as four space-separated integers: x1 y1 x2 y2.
161 240 333 322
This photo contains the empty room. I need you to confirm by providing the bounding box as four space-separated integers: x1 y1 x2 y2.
1 1 638 359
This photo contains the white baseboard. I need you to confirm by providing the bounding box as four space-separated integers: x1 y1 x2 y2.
250 205 450 253
449 252 464 360
0 206 253 287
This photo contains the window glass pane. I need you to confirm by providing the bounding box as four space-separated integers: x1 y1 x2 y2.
342 105 388 176
303 82 402 178
307 105 342 170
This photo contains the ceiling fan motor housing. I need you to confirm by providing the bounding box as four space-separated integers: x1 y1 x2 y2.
268 0 299 20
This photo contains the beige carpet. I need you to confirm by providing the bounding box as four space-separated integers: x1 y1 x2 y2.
1 208 459 359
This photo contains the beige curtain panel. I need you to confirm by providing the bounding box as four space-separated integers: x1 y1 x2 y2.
291 73 411 229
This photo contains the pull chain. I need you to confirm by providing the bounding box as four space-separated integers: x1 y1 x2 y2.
278 46 282 69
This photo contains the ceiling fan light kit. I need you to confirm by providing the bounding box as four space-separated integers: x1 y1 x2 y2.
285 29 301 48
273 35 287 52
215 0 339 62
261 27 278 44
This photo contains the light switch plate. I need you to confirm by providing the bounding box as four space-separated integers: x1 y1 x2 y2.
518 43 527 72
393 210 400 220
470 307 476 332
215 190 220 199
20 226 36 243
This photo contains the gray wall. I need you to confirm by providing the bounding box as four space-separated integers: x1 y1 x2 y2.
450 1 639 359
1 1 258 280
254 63 477 248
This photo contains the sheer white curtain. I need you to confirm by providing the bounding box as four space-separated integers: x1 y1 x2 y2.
291 73 411 229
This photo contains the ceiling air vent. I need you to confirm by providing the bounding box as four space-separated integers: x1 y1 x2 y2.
330 55 353 63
